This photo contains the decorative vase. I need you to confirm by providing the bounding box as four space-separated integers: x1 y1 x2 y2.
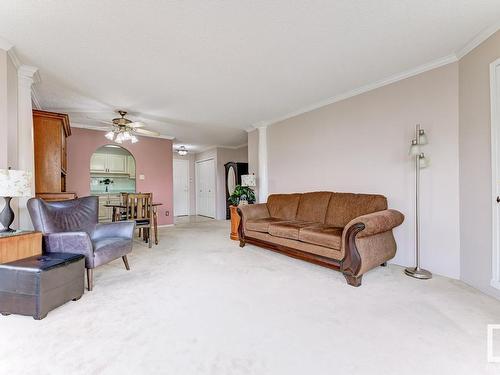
229 205 241 241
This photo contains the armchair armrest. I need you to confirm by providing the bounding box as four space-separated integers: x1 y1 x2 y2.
92 221 135 241
345 209 404 238
43 232 93 259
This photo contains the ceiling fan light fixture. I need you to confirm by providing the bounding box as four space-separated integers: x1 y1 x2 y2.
131 135 138 144
115 133 124 144
105 131 115 141
177 146 188 156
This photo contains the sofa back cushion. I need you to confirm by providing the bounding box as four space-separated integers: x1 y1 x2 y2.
325 193 387 227
295 192 332 223
267 194 301 220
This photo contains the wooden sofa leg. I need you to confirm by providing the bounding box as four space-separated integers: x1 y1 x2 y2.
380 262 387 267
239 239 245 248
344 274 362 287
87 268 94 291
122 255 130 270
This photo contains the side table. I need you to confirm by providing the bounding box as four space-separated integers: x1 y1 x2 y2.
0 230 42 264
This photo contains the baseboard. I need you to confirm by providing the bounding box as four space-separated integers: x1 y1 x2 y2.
157 224 174 228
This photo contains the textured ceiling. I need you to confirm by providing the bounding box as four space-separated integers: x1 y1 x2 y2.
0 1 499 150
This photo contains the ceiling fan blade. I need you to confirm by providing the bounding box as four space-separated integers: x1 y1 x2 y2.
134 128 160 136
98 120 115 126
128 121 145 128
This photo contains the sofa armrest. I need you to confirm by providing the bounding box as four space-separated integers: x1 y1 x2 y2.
237 203 269 244
341 209 404 284
345 209 404 238
43 232 94 259
92 221 136 241
237 203 270 221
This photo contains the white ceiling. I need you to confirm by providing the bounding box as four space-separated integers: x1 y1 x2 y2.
1 1 499 151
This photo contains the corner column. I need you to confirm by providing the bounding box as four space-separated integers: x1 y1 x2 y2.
17 65 39 229
257 125 268 203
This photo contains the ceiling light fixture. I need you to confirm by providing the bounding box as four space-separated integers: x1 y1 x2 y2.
177 146 188 156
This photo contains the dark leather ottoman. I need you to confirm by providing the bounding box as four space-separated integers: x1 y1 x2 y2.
0 253 85 320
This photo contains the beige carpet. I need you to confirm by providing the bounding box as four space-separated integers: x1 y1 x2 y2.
1 218 500 375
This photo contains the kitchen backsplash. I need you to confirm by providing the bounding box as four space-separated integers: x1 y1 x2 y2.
90 176 136 194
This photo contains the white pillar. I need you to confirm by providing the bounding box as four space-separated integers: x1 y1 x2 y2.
0 48 9 169
17 65 38 229
257 125 268 203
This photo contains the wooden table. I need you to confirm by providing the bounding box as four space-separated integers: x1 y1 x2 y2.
0 230 42 264
104 203 163 245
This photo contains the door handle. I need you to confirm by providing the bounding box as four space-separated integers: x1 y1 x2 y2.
497 196 500 203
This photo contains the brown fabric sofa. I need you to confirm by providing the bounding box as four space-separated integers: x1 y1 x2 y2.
237 192 404 286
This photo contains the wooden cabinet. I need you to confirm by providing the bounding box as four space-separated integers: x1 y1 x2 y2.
90 153 128 174
33 110 72 196
224 162 248 219
107 154 127 173
36 193 77 202
90 154 107 173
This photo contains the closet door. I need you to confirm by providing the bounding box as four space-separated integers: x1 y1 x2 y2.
196 159 216 218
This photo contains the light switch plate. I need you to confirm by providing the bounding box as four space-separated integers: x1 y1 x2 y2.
139 174 145 180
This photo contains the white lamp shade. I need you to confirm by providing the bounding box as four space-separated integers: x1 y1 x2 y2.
241 174 256 187
419 155 430 169
409 143 421 156
419 132 428 145
0 169 32 197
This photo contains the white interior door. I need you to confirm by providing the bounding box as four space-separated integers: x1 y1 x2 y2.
173 159 190 216
196 158 216 218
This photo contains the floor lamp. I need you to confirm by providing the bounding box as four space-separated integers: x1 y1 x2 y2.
405 124 432 279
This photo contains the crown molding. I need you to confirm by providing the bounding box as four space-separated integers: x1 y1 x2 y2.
456 21 500 59
0 36 13 51
258 54 458 127
71 122 175 140
195 143 248 154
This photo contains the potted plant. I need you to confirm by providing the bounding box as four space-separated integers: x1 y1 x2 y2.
228 185 256 240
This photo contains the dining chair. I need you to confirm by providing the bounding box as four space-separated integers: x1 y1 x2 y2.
125 193 153 248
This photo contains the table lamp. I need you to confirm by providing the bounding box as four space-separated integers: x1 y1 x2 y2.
0 169 32 232
241 174 256 188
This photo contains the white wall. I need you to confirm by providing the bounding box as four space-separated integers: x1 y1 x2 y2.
0 49 20 227
265 63 460 279
459 30 500 299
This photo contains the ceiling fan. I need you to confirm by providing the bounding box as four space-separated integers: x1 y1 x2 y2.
102 110 160 144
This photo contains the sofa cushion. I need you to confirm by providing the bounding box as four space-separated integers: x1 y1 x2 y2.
295 192 332 223
325 193 387 227
268 221 315 240
245 230 343 260
267 194 301 220
246 217 289 233
299 225 343 250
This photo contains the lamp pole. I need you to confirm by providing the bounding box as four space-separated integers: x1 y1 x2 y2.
405 124 432 279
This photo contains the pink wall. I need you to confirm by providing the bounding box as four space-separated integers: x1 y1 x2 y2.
66 127 174 225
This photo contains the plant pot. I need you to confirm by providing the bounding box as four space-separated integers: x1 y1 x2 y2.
229 205 240 241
